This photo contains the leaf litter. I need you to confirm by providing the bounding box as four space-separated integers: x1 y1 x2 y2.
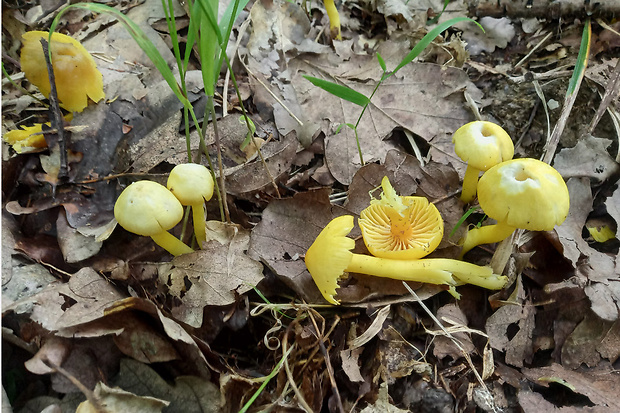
2 0 620 411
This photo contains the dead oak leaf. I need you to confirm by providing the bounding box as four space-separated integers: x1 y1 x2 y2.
159 224 263 328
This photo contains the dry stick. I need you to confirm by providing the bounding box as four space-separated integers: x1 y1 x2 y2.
514 31 553 69
207 96 231 222
541 21 590 164
307 309 345 413
40 38 68 180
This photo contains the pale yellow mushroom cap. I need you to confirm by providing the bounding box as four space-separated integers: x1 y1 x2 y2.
359 176 443 259
305 215 355 305
114 181 184 236
167 163 214 205
21 31 105 112
452 121 514 171
478 158 570 231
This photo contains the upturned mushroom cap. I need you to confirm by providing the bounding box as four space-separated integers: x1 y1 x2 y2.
167 163 214 205
452 121 514 171
114 181 184 236
478 158 570 231
359 176 443 259
21 31 104 112
305 215 355 305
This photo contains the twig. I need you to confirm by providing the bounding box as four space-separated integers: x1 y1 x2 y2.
208 96 231 222
40 38 68 180
588 58 620 138
514 31 553 69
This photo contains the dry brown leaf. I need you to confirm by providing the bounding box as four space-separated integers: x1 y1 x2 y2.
159 224 263 327
432 304 476 360
553 135 620 182
485 279 535 367
561 311 620 368
556 178 618 321
291 59 479 184
521 363 620 411
76 382 169 413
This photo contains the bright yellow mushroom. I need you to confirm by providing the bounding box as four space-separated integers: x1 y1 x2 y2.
3 123 49 153
114 181 193 256
20 31 105 112
459 158 570 258
359 176 443 259
167 163 214 248
452 121 514 203
305 215 507 305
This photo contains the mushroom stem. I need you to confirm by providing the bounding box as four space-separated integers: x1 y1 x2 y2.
460 165 482 204
151 231 194 256
323 0 342 40
348 255 506 290
192 204 207 247
459 221 517 258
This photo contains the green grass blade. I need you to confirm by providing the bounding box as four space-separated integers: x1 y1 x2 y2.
183 0 202 70
449 206 480 237
427 0 451 25
392 17 483 76
219 0 250 40
566 18 591 98
195 0 222 44
303 75 370 107
49 3 191 108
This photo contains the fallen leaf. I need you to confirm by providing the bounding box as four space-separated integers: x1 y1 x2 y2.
159 224 263 327
432 303 476 360
522 363 620 411
76 382 169 413
485 279 535 368
553 135 620 182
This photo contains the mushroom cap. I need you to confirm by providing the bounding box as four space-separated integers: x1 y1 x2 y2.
478 158 570 231
305 215 355 305
21 31 104 112
452 121 514 171
114 181 184 236
167 163 214 205
359 177 443 259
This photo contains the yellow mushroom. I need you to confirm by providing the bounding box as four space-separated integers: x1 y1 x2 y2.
305 215 507 304
323 0 342 40
459 158 570 257
167 163 214 248
359 176 443 259
452 121 514 203
114 181 193 256
20 31 105 112
3 123 49 153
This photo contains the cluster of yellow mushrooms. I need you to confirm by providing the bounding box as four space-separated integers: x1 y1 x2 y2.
306 121 571 305
113 163 214 256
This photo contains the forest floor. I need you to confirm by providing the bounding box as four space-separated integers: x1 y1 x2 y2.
2 0 620 412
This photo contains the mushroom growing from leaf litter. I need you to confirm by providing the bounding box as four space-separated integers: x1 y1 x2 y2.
305 215 507 305
20 31 105 113
167 163 214 248
114 180 193 256
359 176 443 259
452 121 514 203
459 158 570 258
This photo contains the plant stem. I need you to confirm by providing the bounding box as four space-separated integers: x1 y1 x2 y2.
207 96 231 222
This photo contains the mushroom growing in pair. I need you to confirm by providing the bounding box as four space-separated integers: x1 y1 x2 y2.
20 31 105 113
114 180 193 256
459 158 570 257
452 121 514 203
305 215 507 305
